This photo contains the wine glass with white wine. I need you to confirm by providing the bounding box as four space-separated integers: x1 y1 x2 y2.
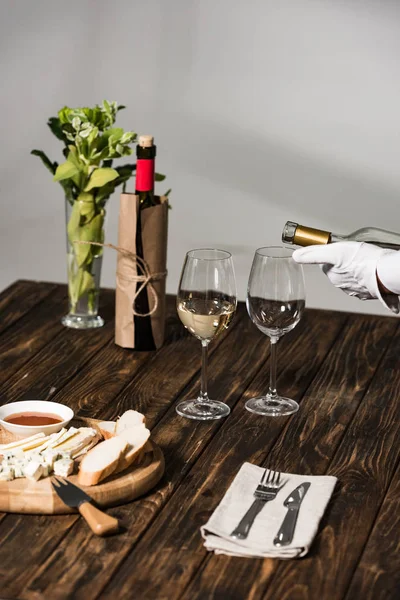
176 249 237 420
246 246 305 416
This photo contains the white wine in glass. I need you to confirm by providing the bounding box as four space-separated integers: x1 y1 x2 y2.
246 246 305 416
176 249 237 420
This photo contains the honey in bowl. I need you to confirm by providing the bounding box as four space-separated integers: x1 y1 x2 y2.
4 412 64 426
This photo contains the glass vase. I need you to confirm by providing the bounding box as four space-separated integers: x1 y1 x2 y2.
61 196 105 329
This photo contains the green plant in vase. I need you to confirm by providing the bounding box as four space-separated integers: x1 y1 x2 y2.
32 100 139 329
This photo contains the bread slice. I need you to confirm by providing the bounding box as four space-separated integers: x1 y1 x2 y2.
78 436 128 487
97 410 145 440
115 410 146 434
114 424 151 474
97 420 116 440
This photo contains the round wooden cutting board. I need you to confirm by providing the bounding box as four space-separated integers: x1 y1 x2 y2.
0 420 165 514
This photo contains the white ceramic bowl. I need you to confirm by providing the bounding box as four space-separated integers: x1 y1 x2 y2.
0 400 74 438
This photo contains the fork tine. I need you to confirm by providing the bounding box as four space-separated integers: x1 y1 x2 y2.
54 476 68 487
266 469 272 483
260 468 268 485
276 472 281 485
51 480 60 489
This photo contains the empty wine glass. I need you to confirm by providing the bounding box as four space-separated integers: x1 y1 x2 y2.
246 246 305 416
176 249 237 420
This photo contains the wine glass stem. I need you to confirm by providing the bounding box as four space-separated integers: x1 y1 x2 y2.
199 340 210 402
268 338 279 398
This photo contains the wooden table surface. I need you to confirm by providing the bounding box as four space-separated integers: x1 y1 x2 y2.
0 280 399 600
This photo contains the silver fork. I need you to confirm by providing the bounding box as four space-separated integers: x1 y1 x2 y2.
231 469 281 540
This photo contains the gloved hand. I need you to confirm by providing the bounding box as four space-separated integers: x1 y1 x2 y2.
292 242 394 300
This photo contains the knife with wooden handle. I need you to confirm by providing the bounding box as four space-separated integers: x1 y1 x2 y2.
52 476 119 536
273 482 311 547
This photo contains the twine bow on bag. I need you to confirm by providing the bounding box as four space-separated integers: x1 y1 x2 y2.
74 241 167 317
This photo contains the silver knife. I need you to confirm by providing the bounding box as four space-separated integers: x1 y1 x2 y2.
273 482 311 546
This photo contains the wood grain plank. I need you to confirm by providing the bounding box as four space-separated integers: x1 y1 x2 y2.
0 280 58 336
22 310 346 600
344 460 400 600
0 300 243 598
0 286 69 389
252 319 400 600
169 314 398 600
0 288 116 404
6 294 178 418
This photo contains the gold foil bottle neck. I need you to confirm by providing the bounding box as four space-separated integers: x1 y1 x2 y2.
293 224 331 246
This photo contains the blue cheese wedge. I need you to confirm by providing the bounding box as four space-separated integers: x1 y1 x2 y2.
53 458 74 477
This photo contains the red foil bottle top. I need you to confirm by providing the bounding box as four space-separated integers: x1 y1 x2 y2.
136 158 155 192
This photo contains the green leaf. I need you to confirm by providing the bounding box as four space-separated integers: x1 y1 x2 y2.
164 189 172 196
47 117 69 143
31 150 57 175
155 172 166 182
115 163 136 175
77 192 95 220
76 212 104 265
80 270 95 295
75 242 91 267
53 161 80 182
67 200 82 246
68 267 95 308
84 167 118 191
67 146 84 170
104 127 124 142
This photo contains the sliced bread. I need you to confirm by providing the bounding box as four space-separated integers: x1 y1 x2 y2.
78 436 128 487
97 420 116 440
97 410 146 440
115 410 146 434
114 424 151 474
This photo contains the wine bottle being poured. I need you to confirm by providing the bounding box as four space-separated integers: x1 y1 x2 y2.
134 135 158 350
282 221 400 250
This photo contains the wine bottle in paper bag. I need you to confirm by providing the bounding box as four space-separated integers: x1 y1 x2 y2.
115 136 168 350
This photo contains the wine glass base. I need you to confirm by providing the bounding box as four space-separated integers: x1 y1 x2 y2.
245 395 299 417
176 399 230 421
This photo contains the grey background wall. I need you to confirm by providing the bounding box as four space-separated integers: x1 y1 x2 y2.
1 0 399 316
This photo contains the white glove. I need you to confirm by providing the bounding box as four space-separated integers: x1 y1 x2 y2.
376 251 400 295
292 242 394 300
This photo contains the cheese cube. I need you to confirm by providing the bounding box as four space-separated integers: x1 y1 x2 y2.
53 458 74 477
13 459 26 478
59 450 72 460
24 461 43 481
3 450 23 464
40 463 50 477
0 466 14 481
40 448 60 468
28 452 42 463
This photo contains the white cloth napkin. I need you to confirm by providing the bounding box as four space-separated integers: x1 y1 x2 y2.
201 462 337 558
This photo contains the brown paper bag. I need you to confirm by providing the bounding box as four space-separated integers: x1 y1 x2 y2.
115 193 168 350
